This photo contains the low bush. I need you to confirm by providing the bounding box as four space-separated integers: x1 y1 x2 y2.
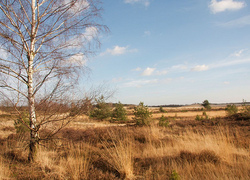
90 96 112 121
111 102 127 122
158 115 169 127
133 102 152 126
225 104 238 116
14 111 29 135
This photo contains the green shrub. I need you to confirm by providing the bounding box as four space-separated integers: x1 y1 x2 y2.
158 115 169 127
90 96 112 121
111 102 127 122
225 104 238 116
133 102 152 126
159 106 166 113
242 101 250 113
169 170 180 180
195 115 202 121
195 112 209 121
14 111 29 134
202 100 211 110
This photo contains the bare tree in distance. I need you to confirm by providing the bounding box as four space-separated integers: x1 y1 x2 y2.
0 0 108 162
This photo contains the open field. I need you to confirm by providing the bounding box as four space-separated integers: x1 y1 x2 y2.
0 105 249 179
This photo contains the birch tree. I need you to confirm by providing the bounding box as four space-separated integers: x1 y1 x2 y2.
0 0 107 162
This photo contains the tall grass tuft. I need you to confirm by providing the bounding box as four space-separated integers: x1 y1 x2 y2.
101 129 134 179
0 157 10 179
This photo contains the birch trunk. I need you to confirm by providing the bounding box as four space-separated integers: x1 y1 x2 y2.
28 0 38 162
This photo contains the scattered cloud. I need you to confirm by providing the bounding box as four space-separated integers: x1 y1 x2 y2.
209 0 246 14
144 31 151 36
67 26 98 48
112 77 123 83
63 0 89 14
191 65 209 72
210 58 250 68
84 26 98 41
171 64 188 70
123 79 158 88
156 70 168 75
101 46 138 56
124 0 150 7
231 49 246 57
161 78 173 84
132 67 142 71
141 67 156 76
218 15 250 27
0 47 8 59
68 53 86 66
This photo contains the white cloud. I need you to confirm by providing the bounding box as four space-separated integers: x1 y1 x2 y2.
123 79 158 88
231 49 246 57
132 67 142 71
191 65 209 72
161 78 172 84
107 46 127 55
219 15 250 27
124 0 150 7
141 67 156 76
211 58 250 68
144 31 151 36
156 70 168 75
67 26 98 48
209 0 246 14
0 47 8 59
83 26 98 42
171 64 188 70
112 77 123 83
101 46 138 56
63 0 89 13
224 81 230 84
69 53 86 66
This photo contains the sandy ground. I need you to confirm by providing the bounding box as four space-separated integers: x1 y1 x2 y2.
152 110 227 119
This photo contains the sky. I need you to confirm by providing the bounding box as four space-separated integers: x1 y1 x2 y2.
83 0 250 105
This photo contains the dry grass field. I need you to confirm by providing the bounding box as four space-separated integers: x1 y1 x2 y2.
0 105 249 179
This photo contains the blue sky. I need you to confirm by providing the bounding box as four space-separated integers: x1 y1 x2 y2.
84 0 250 105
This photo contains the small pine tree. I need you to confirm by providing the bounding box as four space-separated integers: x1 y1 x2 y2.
133 102 152 126
111 102 127 122
90 96 112 120
169 170 180 180
14 111 29 135
159 115 169 127
202 100 211 110
159 106 165 113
